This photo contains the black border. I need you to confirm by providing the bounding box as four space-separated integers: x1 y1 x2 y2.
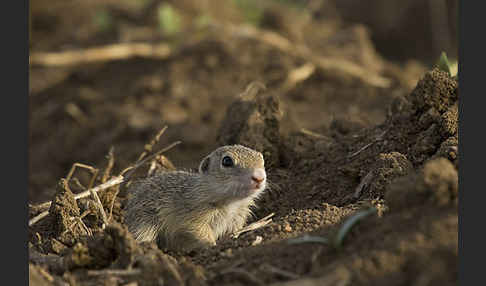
458 0 480 285
457 0 462 283
2 0 28 284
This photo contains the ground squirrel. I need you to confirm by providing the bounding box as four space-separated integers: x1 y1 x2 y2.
124 145 267 252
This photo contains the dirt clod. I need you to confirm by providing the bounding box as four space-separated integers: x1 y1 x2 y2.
48 179 82 246
408 68 458 114
29 264 53 286
385 158 458 210
134 249 185 286
367 152 414 198
66 242 93 269
439 103 458 138
86 222 142 269
433 137 458 167
423 158 459 206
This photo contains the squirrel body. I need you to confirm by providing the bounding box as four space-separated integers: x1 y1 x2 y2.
124 145 267 251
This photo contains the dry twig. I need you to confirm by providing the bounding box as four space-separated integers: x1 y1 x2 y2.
65 162 99 194
300 128 332 141
353 171 374 199
73 176 124 201
30 42 171 67
280 63 316 93
261 264 300 280
29 176 124 227
136 126 168 163
214 22 391 88
123 140 181 181
347 130 388 161
108 187 121 223
28 211 50 227
232 213 275 238
90 189 109 229
29 129 179 227
37 267 54 282
69 216 93 236
87 269 141 276
219 268 263 286
102 147 115 183
66 163 97 183
71 177 87 191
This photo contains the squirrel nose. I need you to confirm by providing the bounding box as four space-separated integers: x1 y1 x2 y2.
251 169 266 183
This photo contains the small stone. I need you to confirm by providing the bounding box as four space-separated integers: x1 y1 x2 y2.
221 249 233 257
283 222 292 232
251 236 263 246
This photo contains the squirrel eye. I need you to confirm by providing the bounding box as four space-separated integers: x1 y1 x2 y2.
221 156 234 167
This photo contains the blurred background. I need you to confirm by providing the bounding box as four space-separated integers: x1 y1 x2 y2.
30 0 458 63
29 0 458 203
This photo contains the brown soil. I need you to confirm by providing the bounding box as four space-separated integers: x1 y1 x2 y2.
29 1 457 285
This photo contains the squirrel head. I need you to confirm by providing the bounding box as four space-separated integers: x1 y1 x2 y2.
198 145 267 203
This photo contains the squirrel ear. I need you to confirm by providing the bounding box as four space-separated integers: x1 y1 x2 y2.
199 156 210 173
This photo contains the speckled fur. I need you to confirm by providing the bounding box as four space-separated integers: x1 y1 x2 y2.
124 145 266 252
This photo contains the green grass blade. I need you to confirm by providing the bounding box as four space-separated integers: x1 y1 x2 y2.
437 51 452 76
334 208 377 249
157 3 181 36
287 234 330 245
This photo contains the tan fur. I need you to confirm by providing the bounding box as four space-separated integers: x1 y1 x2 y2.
124 145 266 252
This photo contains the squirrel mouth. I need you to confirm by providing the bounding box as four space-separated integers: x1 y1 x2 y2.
249 181 266 193
230 179 266 200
